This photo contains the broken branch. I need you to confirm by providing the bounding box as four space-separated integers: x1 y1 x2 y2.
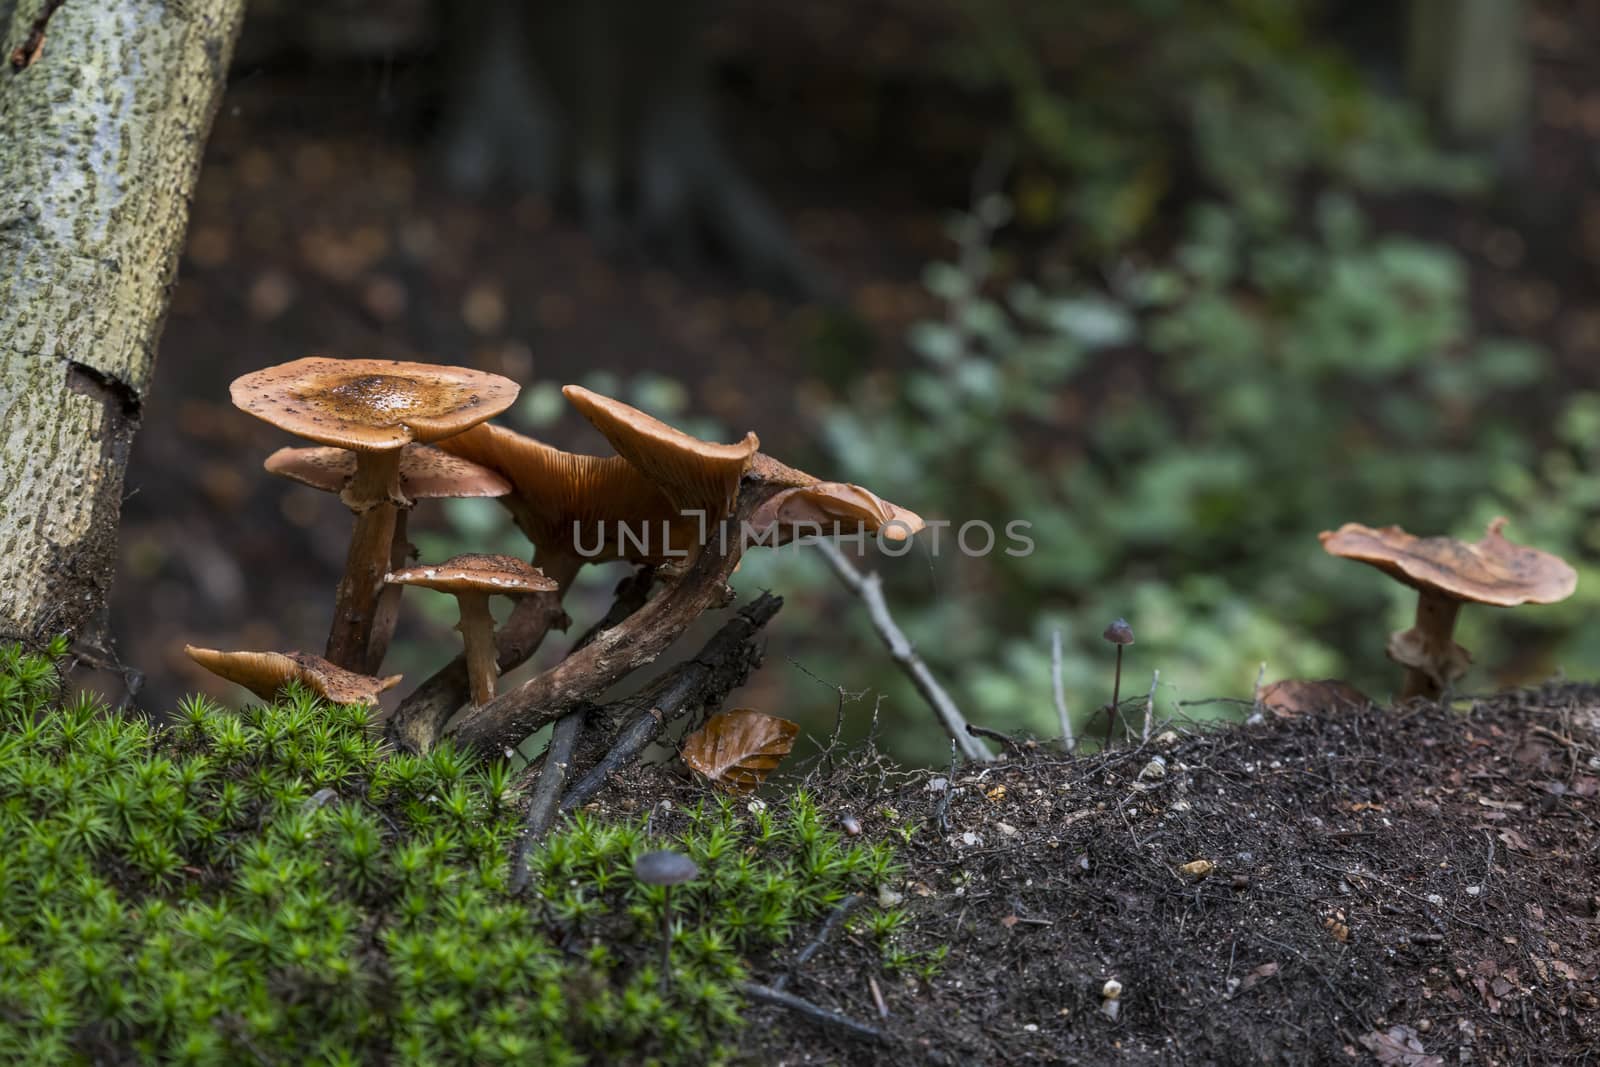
812 539 991 762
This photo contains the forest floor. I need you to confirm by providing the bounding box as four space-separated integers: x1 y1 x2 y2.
602 688 1600 1065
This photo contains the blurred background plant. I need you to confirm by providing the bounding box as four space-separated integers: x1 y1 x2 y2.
115 0 1600 764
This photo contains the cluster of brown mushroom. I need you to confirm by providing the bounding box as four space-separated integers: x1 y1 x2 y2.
183 356 924 756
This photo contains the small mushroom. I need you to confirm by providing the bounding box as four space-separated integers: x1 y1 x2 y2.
183 645 401 706
1319 517 1577 700
383 554 557 706
265 444 513 670
231 357 519 672
1101 619 1134 747
633 849 701 987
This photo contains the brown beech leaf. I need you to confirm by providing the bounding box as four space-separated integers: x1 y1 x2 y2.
1257 678 1371 718
681 709 800 794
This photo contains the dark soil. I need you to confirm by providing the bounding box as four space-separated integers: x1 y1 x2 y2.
591 689 1600 1065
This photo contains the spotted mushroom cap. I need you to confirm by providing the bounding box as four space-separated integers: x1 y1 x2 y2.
384 553 558 597
230 357 520 452
1319 517 1577 608
563 385 759 519
435 423 700 562
748 482 926 543
183 645 401 705
633 849 701 886
265 444 512 499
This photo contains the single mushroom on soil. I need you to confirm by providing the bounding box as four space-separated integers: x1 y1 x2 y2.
184 645 401 706
384 554 558 707
1319 517 1577 701
230 356 519 673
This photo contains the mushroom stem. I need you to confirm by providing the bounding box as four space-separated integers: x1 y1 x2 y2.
1104 644 1124 748
1397 589 1464 701
327 450 407 671
457 591 500 707
660 886 675 989
363 509 414 675
327 502 399 671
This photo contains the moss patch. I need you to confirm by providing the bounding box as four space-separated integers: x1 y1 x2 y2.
0 641 898 1065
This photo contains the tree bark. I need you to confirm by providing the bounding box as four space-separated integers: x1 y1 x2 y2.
0 0 245 647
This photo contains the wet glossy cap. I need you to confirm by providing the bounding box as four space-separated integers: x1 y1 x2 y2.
563 385 759 519
265 444 512 499
184 645 401 705
230 357 520 452
633 850 701 886
1319 517 1577 607
384 553 558 597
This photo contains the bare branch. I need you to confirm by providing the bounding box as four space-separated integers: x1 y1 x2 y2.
813 540 991 762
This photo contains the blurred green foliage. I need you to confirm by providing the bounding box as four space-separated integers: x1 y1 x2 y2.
747 0 1599 760
0 642 901 1064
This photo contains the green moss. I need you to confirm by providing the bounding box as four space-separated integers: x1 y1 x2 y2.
0 642 897 1065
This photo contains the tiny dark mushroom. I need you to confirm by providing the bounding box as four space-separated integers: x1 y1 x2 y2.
1319 517 1577 700
634 849 701 987
1101 618 1135 747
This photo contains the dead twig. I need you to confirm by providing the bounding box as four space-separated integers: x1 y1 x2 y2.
738 981 890 1045
813 539 991 763
966 723 1026 755
508 708 585 893
509 566 660 883
1142 670 1159 744
1051 629 1073 752
558 593 783 815
773 893 864 992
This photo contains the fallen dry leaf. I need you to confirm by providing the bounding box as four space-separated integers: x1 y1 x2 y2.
680 708 800 795
1257 678 1371 718
1238 961 1279 991
1359 1025 1443 1066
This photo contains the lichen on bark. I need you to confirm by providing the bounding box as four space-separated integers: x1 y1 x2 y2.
0 0 245 645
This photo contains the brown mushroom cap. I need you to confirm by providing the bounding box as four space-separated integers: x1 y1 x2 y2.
384 553 558 597
265 444 512 499
748 482 926 543
563 384 759 518
183 645 401 705
436 422 700 562
230 357 520 452
1318 517 1577 608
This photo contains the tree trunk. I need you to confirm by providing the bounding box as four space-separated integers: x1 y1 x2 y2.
0 0 245 647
